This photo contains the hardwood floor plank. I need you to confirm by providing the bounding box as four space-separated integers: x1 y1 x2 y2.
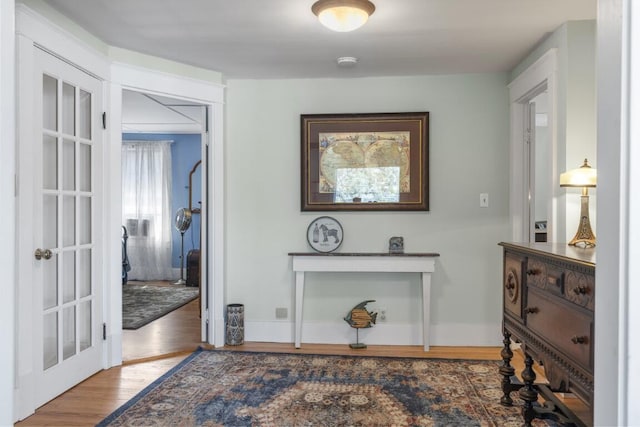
122 282 202 362
16 355 188 426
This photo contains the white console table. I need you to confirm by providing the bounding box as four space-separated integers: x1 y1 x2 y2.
288 252 440 351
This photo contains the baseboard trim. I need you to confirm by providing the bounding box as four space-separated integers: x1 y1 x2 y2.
243 321 501 347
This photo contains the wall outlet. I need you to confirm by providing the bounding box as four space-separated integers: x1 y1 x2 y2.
275 307 288 319
379 307 387 321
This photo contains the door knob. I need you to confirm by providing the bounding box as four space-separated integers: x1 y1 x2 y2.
34 248 53 260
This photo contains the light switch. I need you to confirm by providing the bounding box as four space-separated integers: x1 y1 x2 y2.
480 193 489 208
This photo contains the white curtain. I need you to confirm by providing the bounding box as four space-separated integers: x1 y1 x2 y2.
122 141 173 280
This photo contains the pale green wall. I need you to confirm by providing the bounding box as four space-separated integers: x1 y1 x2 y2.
109 46 223 84
225 74 510 340
565 21 597 239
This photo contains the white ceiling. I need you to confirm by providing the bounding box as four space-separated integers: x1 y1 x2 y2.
42 0 596 80
122 90 205 134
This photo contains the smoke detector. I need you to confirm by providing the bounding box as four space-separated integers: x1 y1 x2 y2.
337 56 358 67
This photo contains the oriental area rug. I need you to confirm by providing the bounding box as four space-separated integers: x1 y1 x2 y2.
98 349 557 426
122 282 199 329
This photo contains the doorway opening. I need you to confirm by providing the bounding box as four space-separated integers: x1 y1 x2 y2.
524 88 551 243
120 89 206 362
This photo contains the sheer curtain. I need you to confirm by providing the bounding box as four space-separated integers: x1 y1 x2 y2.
122 141 173 281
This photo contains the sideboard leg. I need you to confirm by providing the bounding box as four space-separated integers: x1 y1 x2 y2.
519 354 538 427
499 329 516 406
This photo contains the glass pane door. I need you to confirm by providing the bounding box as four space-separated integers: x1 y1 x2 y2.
41 71 94 371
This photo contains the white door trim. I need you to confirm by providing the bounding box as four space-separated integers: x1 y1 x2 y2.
624 1 640 420
0 1 16 425
108 63 226 366
508 48 559 242
210 102 226 348
595 0 637 424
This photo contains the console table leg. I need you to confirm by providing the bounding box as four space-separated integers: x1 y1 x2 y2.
421 272 431 351
294 271 304 348
499 329 516 406
519 354 538 427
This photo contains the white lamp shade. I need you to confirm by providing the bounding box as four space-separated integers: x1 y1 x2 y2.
560 159 597 188
318 7 369 32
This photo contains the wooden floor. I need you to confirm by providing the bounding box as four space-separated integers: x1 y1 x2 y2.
16 299 591 426
122 294 202 361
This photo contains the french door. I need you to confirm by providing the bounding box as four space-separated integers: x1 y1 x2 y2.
30 48 104 408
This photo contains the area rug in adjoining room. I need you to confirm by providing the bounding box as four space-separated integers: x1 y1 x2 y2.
97 349 557 426
122 283 199 329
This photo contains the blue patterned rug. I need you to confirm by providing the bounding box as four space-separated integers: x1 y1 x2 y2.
98 349 556 426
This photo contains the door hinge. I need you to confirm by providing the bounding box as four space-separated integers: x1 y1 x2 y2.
102 112 106 130
103 323 107 340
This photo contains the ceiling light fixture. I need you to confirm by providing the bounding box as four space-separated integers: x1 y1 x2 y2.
337 56 358 67
312 0 376 32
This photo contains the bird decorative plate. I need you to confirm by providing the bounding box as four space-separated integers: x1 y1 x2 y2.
306 216 343 253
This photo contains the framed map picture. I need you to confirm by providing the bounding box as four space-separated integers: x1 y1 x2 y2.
300 112 429 211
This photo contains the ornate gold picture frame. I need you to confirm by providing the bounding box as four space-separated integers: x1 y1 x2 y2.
301 112 429 211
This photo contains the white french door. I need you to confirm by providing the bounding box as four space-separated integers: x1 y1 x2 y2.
30 48 104 408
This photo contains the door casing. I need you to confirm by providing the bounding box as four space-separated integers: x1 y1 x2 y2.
108 63 226 367
508 48 561 243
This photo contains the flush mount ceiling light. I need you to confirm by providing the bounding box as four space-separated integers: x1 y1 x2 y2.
337 56 358 67
312 0 376 32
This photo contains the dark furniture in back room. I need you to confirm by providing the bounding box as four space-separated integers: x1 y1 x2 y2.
186 249 200 288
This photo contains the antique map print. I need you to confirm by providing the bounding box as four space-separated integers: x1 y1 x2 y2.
318 132 410 202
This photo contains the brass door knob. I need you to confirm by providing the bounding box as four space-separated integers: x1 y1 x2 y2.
34 248 53 260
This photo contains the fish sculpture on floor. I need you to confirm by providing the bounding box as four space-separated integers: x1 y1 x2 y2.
344 300 377 349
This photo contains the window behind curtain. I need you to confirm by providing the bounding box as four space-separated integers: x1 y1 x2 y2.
121 141 173 281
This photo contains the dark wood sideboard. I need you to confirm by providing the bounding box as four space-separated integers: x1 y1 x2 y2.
498 242 595 427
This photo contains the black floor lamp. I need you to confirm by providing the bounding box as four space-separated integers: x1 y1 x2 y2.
173 207 192 285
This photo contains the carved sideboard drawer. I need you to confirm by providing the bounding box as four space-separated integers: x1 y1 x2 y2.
526 288 593 372
564 270 595 310
526 257 564 294
503 253 524 318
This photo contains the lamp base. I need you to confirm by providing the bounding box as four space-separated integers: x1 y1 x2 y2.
568 195 596 248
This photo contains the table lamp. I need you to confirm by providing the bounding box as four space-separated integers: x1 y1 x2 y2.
560 158 597 247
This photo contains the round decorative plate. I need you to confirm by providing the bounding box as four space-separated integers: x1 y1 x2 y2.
307 216 343 253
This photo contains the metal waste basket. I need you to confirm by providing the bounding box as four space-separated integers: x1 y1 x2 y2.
226 304 244 345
